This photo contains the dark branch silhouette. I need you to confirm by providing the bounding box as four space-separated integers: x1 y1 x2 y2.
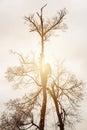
0 4 84 130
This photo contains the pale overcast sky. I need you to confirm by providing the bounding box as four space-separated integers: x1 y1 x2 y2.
0 0 87 129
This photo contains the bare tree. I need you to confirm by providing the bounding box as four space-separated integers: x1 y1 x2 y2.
25 4 67 130
47 62 83 130
0 4 84 130
0 97 40 130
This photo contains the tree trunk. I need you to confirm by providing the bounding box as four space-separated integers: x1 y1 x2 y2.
50 87 64 130
53 97 64 130
39 8 47 129
39 72 47 130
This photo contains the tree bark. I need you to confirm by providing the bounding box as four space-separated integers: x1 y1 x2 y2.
53 97 64 130
50 87 64 130
39 6 47 130
39 70 47 130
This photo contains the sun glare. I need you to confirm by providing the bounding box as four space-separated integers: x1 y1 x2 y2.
44 47 56 68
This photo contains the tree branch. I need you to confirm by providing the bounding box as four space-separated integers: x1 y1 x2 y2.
44 9 66 35
25 16 41 36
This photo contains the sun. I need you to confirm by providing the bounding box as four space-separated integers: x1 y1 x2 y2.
44 46 52 62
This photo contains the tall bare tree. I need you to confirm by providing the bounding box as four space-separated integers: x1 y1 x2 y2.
25 4 67 129
24 4 67 130
0 4 84 130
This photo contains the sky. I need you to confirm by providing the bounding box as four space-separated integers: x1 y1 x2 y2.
0 0 87 129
